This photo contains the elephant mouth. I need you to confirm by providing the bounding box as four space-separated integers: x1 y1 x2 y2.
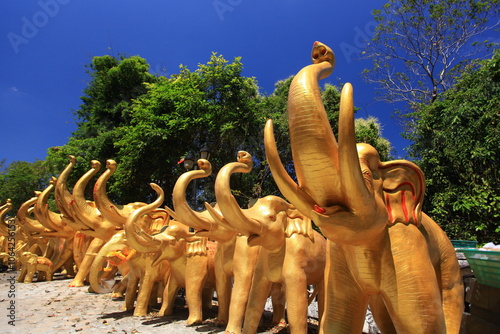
313 204 348 216
247 234 261 246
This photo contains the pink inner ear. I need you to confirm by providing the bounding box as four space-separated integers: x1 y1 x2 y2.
385 188 419 227
385 193 393 223
400 190 409 222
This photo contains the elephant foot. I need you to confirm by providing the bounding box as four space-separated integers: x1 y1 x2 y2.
213 318 228 327
159 307 173 316
133 310 148 317
111 292 124 299
186 317 203 326
68 280 85 287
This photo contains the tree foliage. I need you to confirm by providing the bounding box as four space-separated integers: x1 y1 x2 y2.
363 0 500 105
405 51 500 243
6 53 392 215
355 117 392 161
0 160 50 216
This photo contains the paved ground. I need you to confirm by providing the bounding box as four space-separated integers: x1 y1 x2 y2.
0 271 318 334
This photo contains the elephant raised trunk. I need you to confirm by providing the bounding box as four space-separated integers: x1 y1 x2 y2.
93 160 147 227
55 155 77 219
93 160 124 226
17 195 46 234
265 45 379 242
71 160 101 230
288 41 341 208
170 159 214 231
33 177 75 239
124 183 165 254
212 151 262 237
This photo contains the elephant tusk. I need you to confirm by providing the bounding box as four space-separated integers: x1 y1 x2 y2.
264 119 317 218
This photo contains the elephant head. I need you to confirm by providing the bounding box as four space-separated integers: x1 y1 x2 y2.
69 160 121 242
124 183 188 256
93 160 146 227
206 151 314 252
264 43 424 245
167 158 236 243
54 155 77 219
32 177 75 239
16 194 47 235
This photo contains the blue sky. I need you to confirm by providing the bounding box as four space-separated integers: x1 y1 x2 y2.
2 0 413 166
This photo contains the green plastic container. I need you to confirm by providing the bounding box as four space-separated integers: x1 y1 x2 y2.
460 249 500 289
451 240 478 248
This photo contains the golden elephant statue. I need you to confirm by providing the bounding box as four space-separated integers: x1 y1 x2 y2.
206 151 326 334
125 183 217 324
93 159 148 226
17 251 53 283
54 156 122 287
88 230 131 298
166 156 286 332
264 41 464 333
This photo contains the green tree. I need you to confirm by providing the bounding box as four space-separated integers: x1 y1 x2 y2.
46 55 160 199
43 53 393 213
363 0 500 105
0 160 51 216
75 55 158 138
405 51 500 243
103 53 263 206
355 117 392 161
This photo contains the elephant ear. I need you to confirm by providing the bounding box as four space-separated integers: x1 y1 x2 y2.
379 160 425 226
28 254 38 265
147 209 170 234
284 209 314 241
186 237 209 256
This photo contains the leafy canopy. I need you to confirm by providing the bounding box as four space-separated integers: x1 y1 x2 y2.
405 50 500 243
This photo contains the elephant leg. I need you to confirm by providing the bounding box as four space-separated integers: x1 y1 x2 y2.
270 283 286 325
134 271 156 316
316 282 325 329
202 286 214 310
149 281 160 306
436 234 464 333
369 294 396 334
125 274 139 311
112 273 129 298
284 273 310 334
382 225 447 333
320 242 368 334
69 237 104 287
214 271 231 326
159 278 180 316
185 256 209 326
17 268 26 283
242 271 272 334
25 267 36 283
225 241 260 334
52 246 74 276
44 267 53 281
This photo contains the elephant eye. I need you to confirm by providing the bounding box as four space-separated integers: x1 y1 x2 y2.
269 215 275 221
362 169 372 179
